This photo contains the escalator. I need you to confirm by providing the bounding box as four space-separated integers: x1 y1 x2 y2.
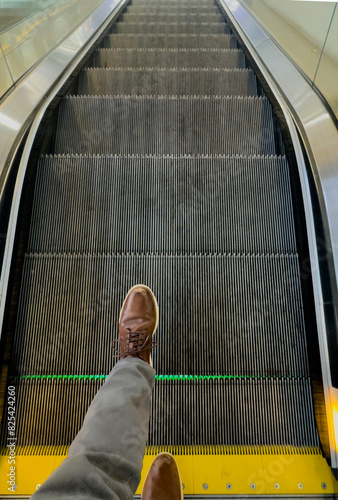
0 0 337 496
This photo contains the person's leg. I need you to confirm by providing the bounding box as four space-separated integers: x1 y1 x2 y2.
31 284 159 500
32 358 155 500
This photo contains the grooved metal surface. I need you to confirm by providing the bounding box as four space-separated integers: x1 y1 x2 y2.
0 378 100 452
104 34 237 49
149 378 318 447
129 0 217 4
55 96 276 155
0 376 319 450
79 68 256 96
120 13 224 22
126 6 222 14
11 254 308 377
29 155 295 254
93 48 246 69
111 22 231 34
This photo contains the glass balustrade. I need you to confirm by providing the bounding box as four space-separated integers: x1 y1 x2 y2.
314 6 338 118
240 0 338 119
0 0 106 99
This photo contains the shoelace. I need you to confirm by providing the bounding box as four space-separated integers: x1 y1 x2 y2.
113 331 157 358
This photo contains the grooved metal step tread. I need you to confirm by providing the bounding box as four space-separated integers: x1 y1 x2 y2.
105 33 237 49
11 254 309 377
28 155 296 254
2 376 318 449
79 68 257 97
130 1 217 5
92 48 245 69
150 377 317 447
126 6 221 14
110 22 231 35
131 0 215 4
55 96 276 155
119 13 224 22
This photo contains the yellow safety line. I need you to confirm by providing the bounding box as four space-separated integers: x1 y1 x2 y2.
0 448 337 496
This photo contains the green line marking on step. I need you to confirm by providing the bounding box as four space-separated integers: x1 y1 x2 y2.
9 374 298 381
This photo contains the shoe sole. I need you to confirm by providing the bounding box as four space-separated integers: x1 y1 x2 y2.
119 284 159 367
142 451 184 500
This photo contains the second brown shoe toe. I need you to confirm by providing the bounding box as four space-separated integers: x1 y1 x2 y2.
142 452 183 500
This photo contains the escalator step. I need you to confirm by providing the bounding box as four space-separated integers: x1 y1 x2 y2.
79 68 256 96
110 22 231 35
149 377 318 447
119 13 224 22
55 96 276 155
131 0 216 5
0 378 100 452
92 48 246 69
29 155 296 254
126 6 222 14
104 34 237 49
1 376 319 449
12 254 309 377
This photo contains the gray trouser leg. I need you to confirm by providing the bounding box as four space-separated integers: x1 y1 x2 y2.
31 357 155 500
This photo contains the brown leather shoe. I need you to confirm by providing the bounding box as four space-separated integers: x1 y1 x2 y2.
142 453 183 500
118 284 159 366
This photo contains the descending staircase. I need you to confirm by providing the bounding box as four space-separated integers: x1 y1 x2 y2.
1 0 337 496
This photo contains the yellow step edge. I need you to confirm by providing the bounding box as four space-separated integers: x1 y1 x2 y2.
0 447 337 496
